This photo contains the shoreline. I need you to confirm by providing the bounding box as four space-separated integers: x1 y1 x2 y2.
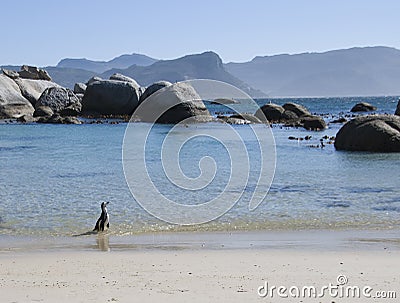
1 228 399 253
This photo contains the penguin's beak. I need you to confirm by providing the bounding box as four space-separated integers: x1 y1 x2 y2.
105 202 110 205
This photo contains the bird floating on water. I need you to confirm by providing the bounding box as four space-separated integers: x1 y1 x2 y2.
93 201 110 232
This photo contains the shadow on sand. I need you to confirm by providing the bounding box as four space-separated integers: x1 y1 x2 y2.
72 230 98 237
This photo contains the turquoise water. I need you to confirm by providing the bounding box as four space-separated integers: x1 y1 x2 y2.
0 96 400 236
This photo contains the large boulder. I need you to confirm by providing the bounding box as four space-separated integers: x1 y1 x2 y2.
36 87 81 115
0 75 34 118
109 73 140 88
395 100 400 116
18 65 52 81
13 78 59 105
82 80 140 115
139 81 172 103
350 102 377 112
301 116 327 131
334 115 400 152
133 82 212 124
283 102 311 117
255 103 284 122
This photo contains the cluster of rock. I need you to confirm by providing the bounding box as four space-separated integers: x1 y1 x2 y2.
81 75 211 123
1 66 213 124
0 65 84 124
0 66 57 119
255 102 327 131
3 65 51 81
3 65 400 153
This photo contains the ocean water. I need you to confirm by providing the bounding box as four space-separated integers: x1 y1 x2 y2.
0 96 399 237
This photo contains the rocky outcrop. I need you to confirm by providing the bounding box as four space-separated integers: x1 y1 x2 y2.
255 101 326 130
301 116 327 130
350 102 377 112
109 73 140 88
255 103 284 122
218 116 252 125
2 69 19 79
281 110 298 121
334 115 400 152
330 117 347 124
282 102 311 117
218 113 262 124
37 114 81 124
211 98 239 105
395 100 400 116
139 81 172 103
74 83 87 94
0 75 35 118
18 65 52 81
36 87 81 116
33 106 54 117
133 82 212 123
86 76 102 86
256 101 311 123
82 80 140 115
13 78 58 105
230 113 262 124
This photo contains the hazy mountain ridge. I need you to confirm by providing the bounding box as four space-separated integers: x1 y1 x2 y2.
3 46 400 97
225 46 400 97
56 53 158 73
100 51 265 97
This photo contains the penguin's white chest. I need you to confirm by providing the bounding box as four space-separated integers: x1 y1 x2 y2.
105 213 110 228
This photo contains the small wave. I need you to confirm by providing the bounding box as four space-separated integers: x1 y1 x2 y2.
270 184 312 193
346 187 394 194
326 202 350 208
55 172 113 179
372 206 400 212
0 146 36 152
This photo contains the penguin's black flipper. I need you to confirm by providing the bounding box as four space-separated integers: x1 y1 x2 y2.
93 218 101 232
107 222 109 229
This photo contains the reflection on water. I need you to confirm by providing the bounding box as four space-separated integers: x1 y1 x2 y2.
96 233 110 251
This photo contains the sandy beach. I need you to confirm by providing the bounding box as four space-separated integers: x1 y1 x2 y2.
0 231 399 303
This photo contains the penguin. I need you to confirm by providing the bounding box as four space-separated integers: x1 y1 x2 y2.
93 202 110 232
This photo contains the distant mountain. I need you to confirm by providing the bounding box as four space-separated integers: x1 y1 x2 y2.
56 53 158 73
225 46 400 97
101 51 265 97
45 67 97 89
7 47 398 97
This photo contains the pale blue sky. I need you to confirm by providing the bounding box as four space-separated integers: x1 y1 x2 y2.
2 0 399 66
